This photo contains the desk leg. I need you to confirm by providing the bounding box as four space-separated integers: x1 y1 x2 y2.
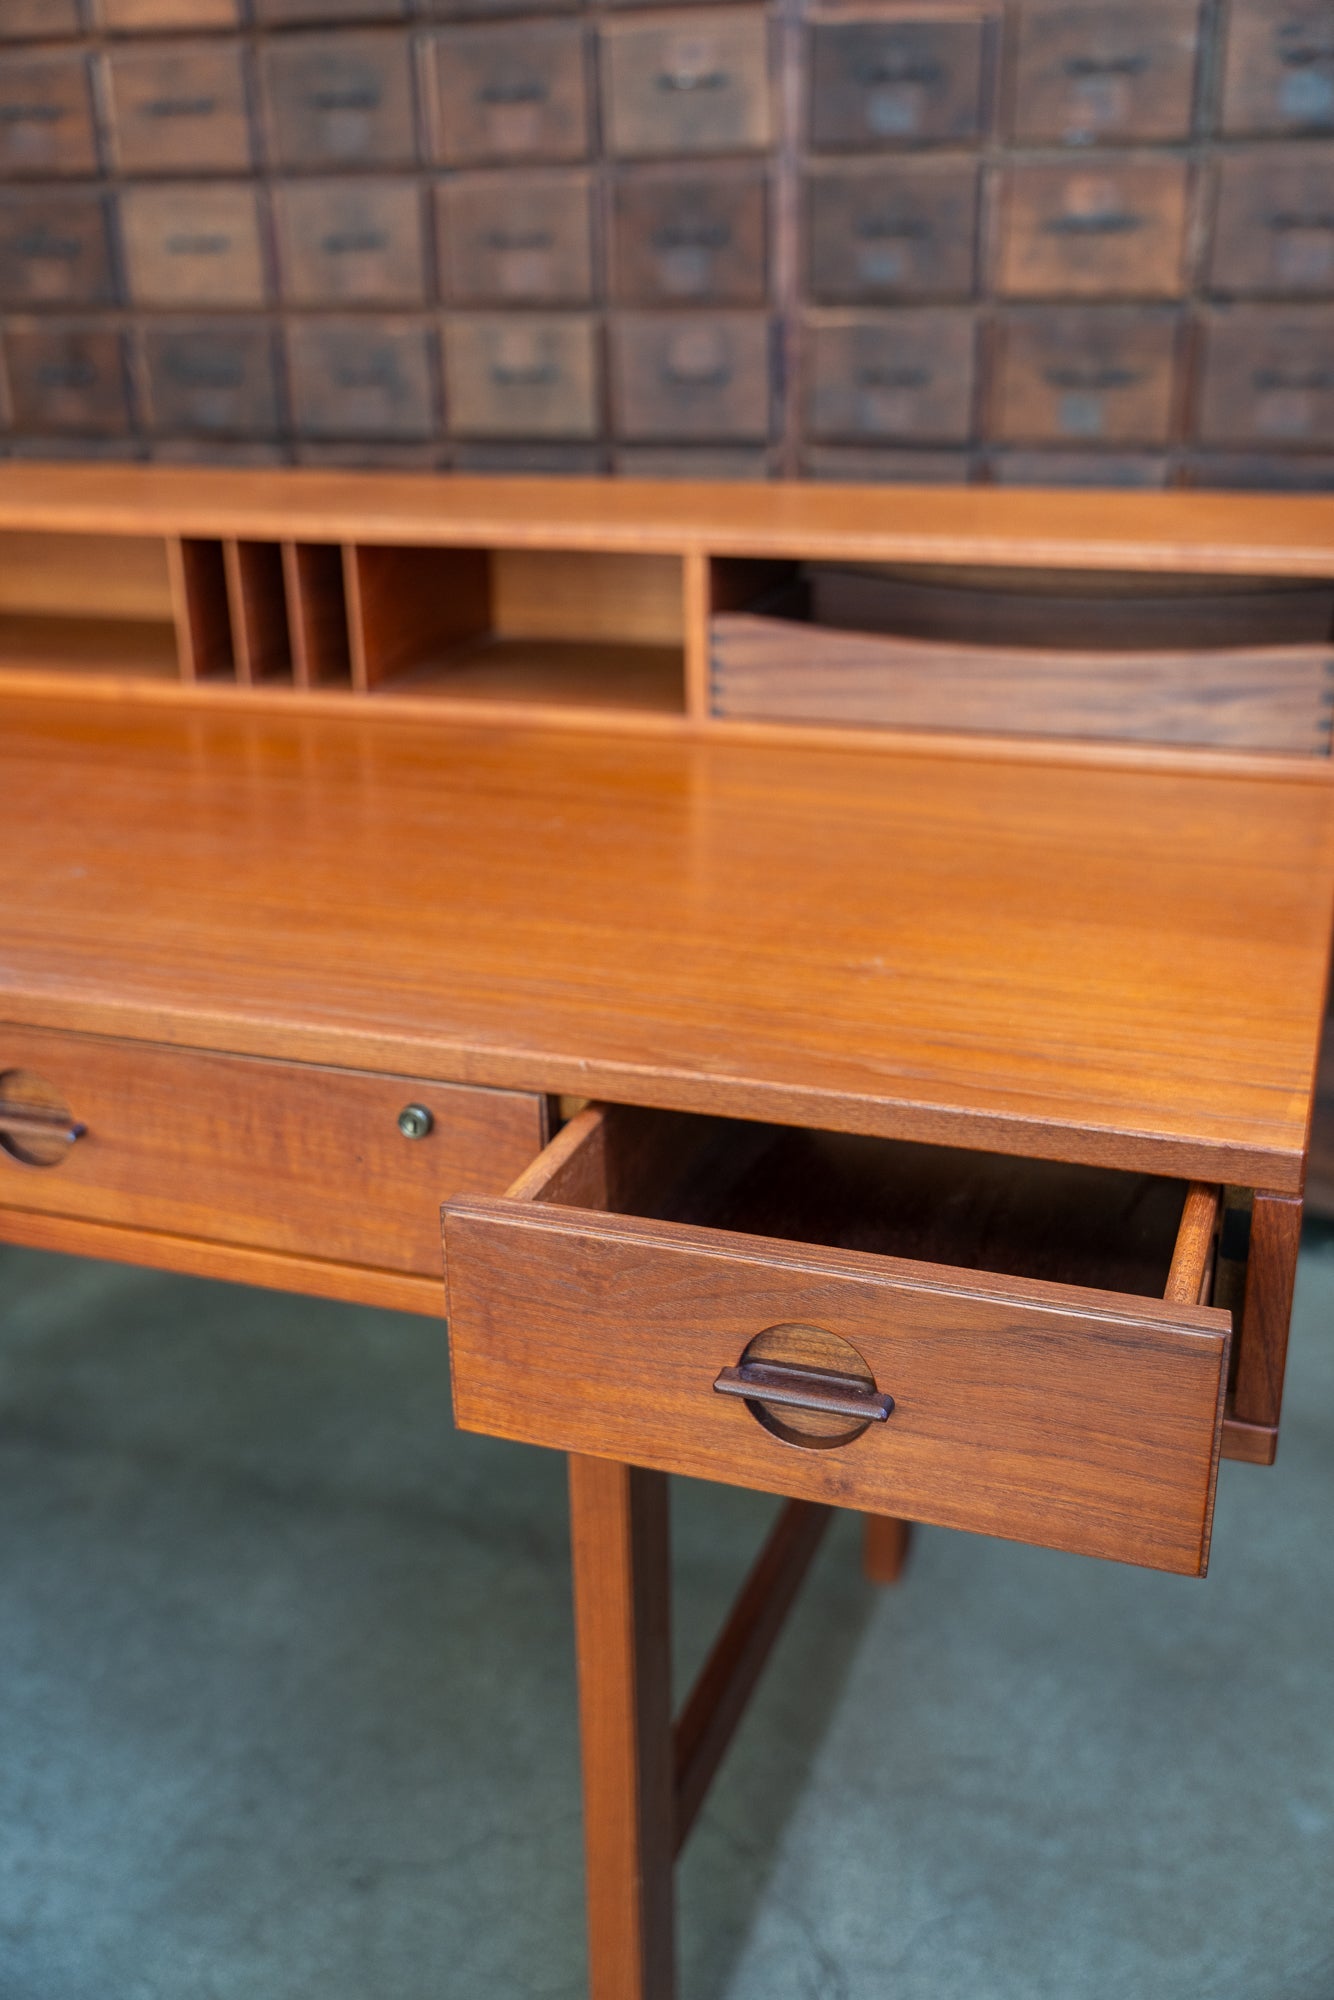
569 1455 676 2000
863 1514 914 1584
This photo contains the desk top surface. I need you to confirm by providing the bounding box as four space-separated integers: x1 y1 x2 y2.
4 694 1333 1192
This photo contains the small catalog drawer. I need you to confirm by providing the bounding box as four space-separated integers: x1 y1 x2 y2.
1210 147 1334 295
611 165 768 306
0 1024 547 1278
1221 0 1334 136
260 33 417 169
804 160 980 302
708 557 1334 753
118 184 267 309
274 179 426 307
2 321 129 435
1008 0 1201 145
0 51 98 177
438 172 594 305
444 1106 1231 1575
610 312 771 441
998 158 1190 297
287 317 436 440
0 190 114 307
808 12 989 150
103 40 252 175
429 22 591 165
803 310 976 443
139 319 281 439
993 308 1179 445
601 10 772 157
1196 306 1334 447
444 313 598 437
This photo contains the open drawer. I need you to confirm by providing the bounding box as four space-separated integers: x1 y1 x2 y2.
443 1106 1232 1577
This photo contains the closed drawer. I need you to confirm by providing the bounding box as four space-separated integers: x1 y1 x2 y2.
439 171 593 305
103 41 251 175
443 313 598 437
0 1 82 35
139 320 280 438
610 312 771 441
611 165 767 305
260 32 417 169
804 159 979 302
287 317 436 440
994 308 1179 444
1009 0 1201 144
1210 147 1334 295
444 1105 1231 1575
1197 306 1334 446
119 183 267 308
602 9 771 157
808 12 989 150
275 179 425 307
0 52 98 177
1221 0 1334 136
0 1024 547 1279
429 22 590 166
0 191 114 307
94 0 241 23
2 321 129 435
803 309 975 443
257 0 409 18
998 157 1190 297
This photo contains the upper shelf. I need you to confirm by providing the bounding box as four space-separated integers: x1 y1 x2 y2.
1 464 1334 577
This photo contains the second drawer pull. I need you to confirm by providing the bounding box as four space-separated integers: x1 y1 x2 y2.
714 1358 893 1423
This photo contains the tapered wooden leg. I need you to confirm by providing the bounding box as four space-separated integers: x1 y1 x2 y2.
569 1455 676 2000
863 1513 914 1584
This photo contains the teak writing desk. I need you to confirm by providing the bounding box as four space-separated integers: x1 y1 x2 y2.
2 469 1334 1998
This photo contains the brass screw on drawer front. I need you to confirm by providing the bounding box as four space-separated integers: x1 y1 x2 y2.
397 1104 434 1139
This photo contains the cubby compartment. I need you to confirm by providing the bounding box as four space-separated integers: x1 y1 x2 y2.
344 545 686 715
709 558 1334 754
0 531 180 679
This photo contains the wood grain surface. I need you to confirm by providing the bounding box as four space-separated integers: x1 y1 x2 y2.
3 694 1331 1189
0 464 1333 574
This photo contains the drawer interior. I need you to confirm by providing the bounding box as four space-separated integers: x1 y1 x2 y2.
525 1105 1216 1305
708 556 1334 754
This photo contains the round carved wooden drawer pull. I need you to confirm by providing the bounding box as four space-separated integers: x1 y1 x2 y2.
0 1069 85 1169
713 1322 893 1451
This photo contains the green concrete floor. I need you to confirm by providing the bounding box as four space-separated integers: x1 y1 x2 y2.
0 1234 1331 1999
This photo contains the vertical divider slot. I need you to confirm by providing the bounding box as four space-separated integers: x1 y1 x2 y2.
223 540 293 686
168 538 235 683
343 544 492 693
283 543 353 689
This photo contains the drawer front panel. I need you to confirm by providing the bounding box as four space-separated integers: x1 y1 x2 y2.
287 317 436 439
603 11 771 158
119 183 267 308
1009 0 1201 144
431 22 591 165
1197 306 1334 445
808 14 989 150
610 312 771 441
0 52 98 177
444 1200 1229 1575
104 42 252 175
444 313 598 436
0 1025 546 1277
804 310 976 442
1 0 82 34
2 322 129 434
274 178 426 306
0 190 113 307
439 172 594 305
1221 0 1334 136
611 167 768 306
999 158 1189 296
261 32 417 169
1211 147 1334 294
804 160 980 302
993 308 1178 444
140 320 280 438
